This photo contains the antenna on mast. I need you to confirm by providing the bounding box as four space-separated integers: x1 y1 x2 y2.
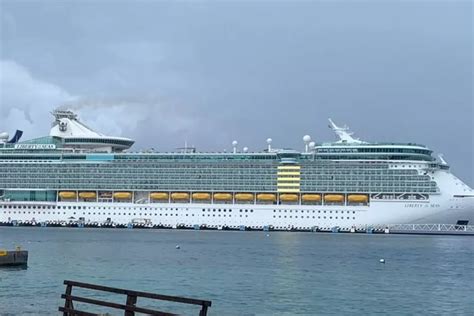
266 138 273 152
232 140 238 154
303 135 311 153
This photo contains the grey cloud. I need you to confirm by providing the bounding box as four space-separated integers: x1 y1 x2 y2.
0 0 472 185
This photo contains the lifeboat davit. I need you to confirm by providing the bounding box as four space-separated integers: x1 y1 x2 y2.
213 193 233 201
79 192 96 199
150 192 169 200
235 193 254 201
59 191 76 199
324 194 345 203
171 192 190 200
279 194 299 202
99 192 113 198
114 192 132 199
348 194 368 203
301 194 321 202
257 193 276 202
192 193 211 200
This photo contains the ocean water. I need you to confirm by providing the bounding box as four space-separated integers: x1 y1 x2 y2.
0 227 473 315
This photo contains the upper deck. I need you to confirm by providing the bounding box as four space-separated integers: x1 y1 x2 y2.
0 109 440 165
0 111 444 195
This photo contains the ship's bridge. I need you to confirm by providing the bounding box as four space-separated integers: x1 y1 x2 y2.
49 109 134 153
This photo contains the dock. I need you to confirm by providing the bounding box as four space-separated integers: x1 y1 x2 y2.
376 223 474 236
0 247 28 267
1 220 473 236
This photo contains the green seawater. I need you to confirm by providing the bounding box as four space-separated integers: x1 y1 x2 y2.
0 228 473 315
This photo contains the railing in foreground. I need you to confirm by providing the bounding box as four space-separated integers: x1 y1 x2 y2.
59 280 212 316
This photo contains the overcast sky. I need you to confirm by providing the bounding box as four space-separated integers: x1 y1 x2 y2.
0 0 472 185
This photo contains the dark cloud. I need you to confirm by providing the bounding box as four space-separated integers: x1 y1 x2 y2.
0 0 472 185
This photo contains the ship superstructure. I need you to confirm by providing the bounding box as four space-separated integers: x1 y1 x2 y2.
0 110 473 230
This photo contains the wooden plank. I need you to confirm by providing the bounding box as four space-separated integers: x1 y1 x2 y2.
58 307 99 316
61 295 178 316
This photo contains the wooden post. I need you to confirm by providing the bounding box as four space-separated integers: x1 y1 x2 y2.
124 294 137 316
63 284 73 316
199 305 207 316
199 304 208 316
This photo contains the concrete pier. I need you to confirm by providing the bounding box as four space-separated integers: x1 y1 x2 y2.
0 248 28 267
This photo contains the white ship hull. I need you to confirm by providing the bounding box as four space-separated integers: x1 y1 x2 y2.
1 194 472 230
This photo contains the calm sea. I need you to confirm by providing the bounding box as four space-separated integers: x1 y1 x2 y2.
0 227 473 315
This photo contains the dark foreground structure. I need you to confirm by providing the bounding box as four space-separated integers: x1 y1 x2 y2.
59 280 212 316
0 248 28 267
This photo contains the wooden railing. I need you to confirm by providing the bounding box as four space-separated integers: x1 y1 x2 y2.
59 280 212 316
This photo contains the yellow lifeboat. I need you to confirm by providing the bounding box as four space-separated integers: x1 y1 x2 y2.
171 192 190 200
279 194 299 202
324 194 345 203
257 193 277 202
114 192 132 200
235 193 254 201
150 192 169 200
192 193 211 200
79 192 96 199
348 194 368 203
301 194 321 202
59 191 76 199
213 193 233 201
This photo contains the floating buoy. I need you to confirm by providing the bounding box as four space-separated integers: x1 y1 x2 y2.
175 245 180 249
266 234 270 237
379 258 385 264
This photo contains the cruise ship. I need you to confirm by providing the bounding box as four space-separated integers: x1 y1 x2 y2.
0 109 473 231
